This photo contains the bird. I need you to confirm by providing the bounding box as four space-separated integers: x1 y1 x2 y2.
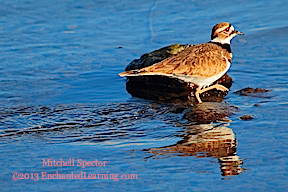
119 22 244 103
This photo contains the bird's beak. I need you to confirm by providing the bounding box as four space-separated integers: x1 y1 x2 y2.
235 30 244 35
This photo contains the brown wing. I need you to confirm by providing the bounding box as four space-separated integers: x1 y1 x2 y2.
119 43 231 78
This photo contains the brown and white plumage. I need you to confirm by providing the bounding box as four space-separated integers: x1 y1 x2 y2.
119 22 244 103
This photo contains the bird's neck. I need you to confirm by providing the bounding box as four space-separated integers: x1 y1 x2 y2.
209 41 232 53
210 37 231 45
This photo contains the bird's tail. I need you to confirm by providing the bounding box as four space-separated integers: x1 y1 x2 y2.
118 70 138 77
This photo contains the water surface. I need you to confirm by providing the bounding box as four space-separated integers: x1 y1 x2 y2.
1 0 288 191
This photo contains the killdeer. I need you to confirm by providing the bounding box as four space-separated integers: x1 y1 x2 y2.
119 22 244 103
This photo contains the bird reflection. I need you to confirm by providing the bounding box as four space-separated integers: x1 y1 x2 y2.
145 102 244 176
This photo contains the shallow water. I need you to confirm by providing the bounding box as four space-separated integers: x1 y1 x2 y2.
1 0 288 191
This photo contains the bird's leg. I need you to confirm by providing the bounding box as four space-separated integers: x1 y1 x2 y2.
214 84 229 92
188 83 203 103
195 86 203 103
195 84 229 103
198 84 229 94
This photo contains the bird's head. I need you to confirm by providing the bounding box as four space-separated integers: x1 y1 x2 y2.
211 22 244 44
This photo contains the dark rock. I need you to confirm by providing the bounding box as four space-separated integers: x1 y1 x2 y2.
183 102 237 124
235 87 270 96
126 74 232 103
239 115 254 120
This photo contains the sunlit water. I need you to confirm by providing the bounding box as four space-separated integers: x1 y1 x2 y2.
1 0 288 191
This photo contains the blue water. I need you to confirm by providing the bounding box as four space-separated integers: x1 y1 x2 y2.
1 0 288 191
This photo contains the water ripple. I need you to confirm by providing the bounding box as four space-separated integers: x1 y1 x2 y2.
0 102 184 145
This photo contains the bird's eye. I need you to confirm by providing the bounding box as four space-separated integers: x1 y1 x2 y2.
225 28 229 32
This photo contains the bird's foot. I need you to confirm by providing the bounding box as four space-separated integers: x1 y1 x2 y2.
214 84 229 92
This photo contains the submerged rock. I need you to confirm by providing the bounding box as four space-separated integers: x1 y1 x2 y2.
183 102 237 124
239 115 254 120
234 87 270 96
